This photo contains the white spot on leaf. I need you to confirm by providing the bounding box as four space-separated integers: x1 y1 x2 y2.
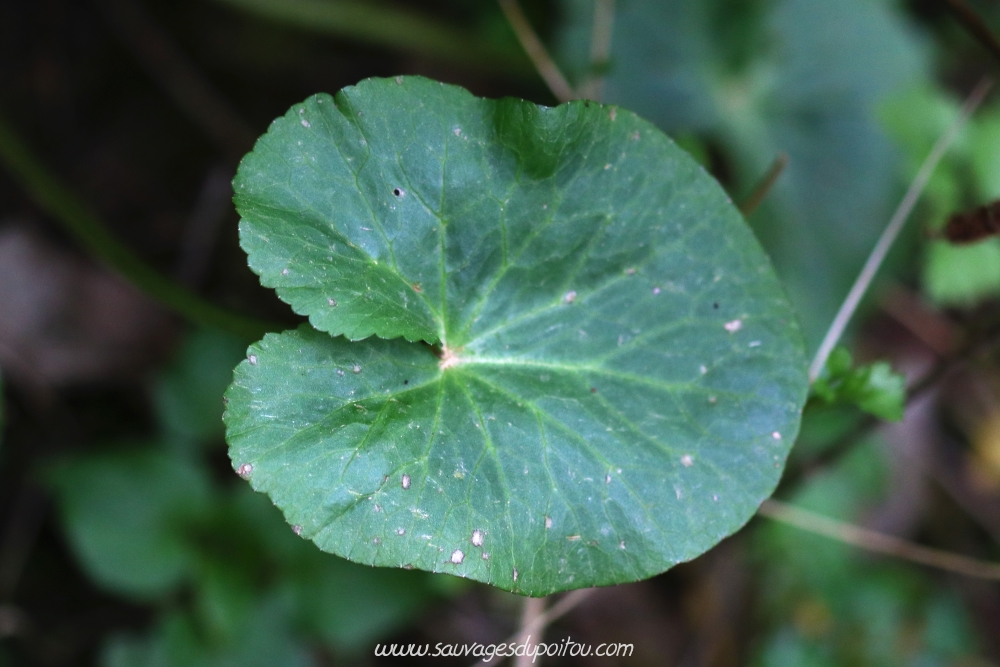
724 319 743 333
237 463 253 479
471 530 484 547
450 549 465 564
681 455 693 467
402 474 411 490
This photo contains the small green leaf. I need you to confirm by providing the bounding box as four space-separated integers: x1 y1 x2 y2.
48 447 212 599
811 347 905 422
155 328 250 446
227 77 809 595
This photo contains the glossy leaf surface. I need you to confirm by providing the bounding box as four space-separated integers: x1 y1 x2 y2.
227 77 809 595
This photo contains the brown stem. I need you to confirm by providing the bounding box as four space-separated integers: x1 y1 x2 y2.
498 0 577 103
738 152 789 217
759 499 1000 580
944 0 1000 66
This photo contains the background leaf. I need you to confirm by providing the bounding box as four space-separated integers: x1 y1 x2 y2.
556 0 928 347
48 447 212 599
155 328 250 448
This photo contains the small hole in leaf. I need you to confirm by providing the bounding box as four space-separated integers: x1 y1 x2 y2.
393 188 404 197
713 302 719 309
404 379 409 385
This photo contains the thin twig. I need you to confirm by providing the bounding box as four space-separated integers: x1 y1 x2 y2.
514 596 547 667
471 589 595 667
581 0 615 101
944 0 1000 66
498 0 576 103
95 0 255 158
758 499 1000 580
808 77 993 382
0 110 277 339
738 152 789 217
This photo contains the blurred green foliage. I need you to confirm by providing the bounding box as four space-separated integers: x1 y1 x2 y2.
812 347 906 422
154 329 248 449
882 85 1000 306
754 438 980 666
556 0 928 347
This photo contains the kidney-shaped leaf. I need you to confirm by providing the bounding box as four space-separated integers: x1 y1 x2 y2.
226 77 808 595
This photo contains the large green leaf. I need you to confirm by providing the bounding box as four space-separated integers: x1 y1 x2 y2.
226 76 809 595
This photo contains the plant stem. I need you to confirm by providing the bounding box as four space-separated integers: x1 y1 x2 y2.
759 499 1000 580
466 589 594 667
581 0 616 101
498 0 577 103
0 111 277 340
738 152 789 217
944 0 1000 66
808 77 993 382
515 596 547 667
